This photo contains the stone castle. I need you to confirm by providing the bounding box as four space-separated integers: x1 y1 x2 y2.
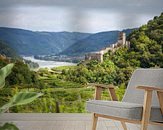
85 32 130 62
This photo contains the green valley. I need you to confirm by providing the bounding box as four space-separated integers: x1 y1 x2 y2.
0 12 162 113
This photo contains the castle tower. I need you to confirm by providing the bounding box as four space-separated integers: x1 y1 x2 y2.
84 31 130 63
118 32 126 46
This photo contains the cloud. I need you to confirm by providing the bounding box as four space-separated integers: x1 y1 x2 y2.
0 0 162 32
0 0 162 14
0 7 71 31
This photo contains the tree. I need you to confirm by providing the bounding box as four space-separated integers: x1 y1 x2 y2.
0 64 43 130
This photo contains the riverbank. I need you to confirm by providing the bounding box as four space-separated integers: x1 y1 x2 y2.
23 56 77 69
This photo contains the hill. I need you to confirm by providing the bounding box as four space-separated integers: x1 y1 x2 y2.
120 12 163 68
0 40 19 58
0 27 135 56
0 27 91 55
57 12 163 86
60 29 134 56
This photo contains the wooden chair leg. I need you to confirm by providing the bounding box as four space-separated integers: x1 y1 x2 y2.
121 121 127 130
92 113 98 130
141 90 152 130
108 87 118 101
157 91 163 114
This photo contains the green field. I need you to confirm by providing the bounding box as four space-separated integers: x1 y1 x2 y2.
0 66 125 113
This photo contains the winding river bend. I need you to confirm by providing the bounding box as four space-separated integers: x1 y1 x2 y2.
23 56 76 68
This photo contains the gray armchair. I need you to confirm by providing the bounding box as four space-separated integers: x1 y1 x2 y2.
86 69 163 130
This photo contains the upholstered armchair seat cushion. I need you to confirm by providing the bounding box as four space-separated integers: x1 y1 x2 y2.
86 100 163 122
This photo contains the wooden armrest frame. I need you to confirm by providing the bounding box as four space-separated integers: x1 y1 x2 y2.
137 85 163 114
88 83 118 101
137 86 163 92
88 83 115 89
137 85 163 129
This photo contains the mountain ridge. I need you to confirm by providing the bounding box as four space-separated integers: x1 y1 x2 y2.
0 27 135 56
0 27 91 55
60 29 135 56
0 40 19 58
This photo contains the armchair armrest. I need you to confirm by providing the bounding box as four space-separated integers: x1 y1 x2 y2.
137 86 163 92
88 83 115 89
88 83 118 101
137 85 163 123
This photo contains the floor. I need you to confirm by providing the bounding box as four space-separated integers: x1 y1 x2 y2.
0 113 140 130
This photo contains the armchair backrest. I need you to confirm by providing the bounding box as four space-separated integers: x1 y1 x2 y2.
122 68 163 107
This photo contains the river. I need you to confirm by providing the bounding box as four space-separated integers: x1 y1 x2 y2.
23 56 76 68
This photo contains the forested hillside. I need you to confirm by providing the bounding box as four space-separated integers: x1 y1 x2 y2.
60 29 134 56
0 40 39 68
108 12 163 68
59 12 163 86
0 27 91 55
0 27 134 56
0 57 39 87
0 40 19 58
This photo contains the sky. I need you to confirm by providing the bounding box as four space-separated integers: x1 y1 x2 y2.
0 0 162 33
